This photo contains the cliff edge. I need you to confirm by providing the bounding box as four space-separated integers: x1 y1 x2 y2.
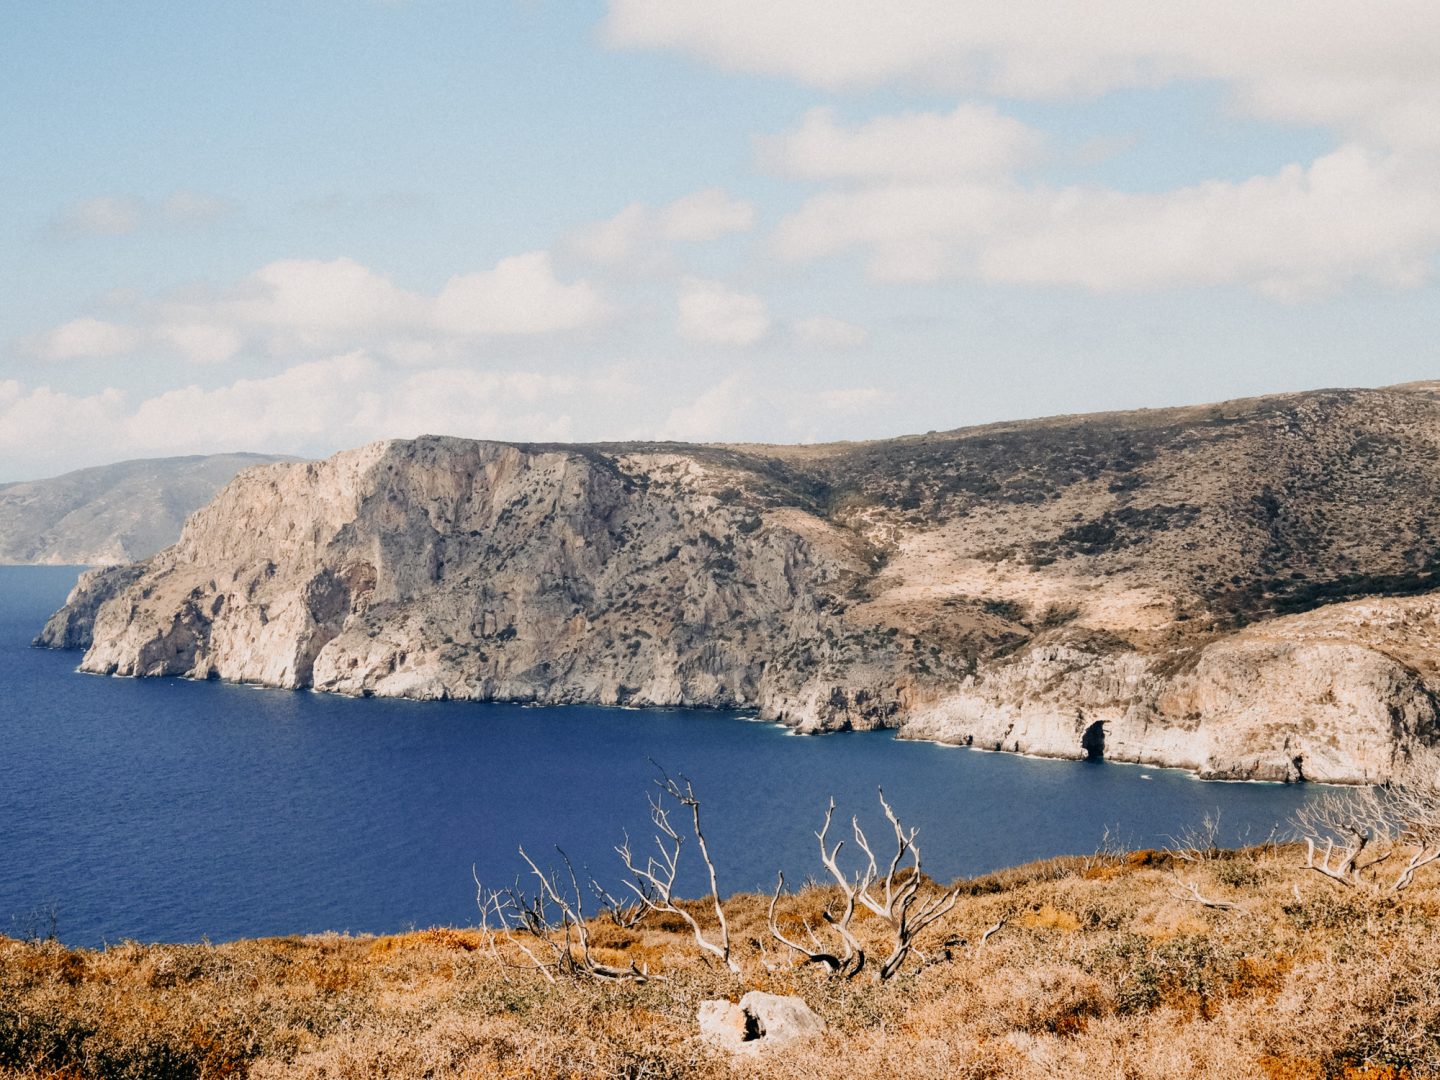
40 384 1440 782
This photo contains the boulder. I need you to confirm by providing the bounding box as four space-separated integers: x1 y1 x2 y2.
698 991 824 1052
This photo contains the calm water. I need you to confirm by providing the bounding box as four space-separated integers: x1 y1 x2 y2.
1 565 1323 947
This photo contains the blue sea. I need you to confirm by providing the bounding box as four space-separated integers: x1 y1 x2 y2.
0 565 1323 947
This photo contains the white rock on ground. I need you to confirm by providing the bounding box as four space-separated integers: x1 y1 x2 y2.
698 992 825 1052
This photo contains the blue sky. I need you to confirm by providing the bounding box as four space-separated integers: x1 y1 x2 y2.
3 1 1438 479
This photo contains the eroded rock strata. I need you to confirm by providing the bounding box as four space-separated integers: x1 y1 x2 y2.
40 383 1440 782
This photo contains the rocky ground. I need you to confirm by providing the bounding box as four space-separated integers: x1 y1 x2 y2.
39 382 1440 782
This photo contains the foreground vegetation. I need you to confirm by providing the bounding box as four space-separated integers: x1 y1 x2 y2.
4 840 1440 1079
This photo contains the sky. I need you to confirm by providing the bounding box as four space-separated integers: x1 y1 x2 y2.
3 1 1438 480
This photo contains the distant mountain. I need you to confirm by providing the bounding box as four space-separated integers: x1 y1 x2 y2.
39 383 1440 781
0 454 294 565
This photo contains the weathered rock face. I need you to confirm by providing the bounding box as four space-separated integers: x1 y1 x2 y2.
45 438 893 728
39 383 1440 783
899 627 1440 783
0 453 291 565
34 564 147 649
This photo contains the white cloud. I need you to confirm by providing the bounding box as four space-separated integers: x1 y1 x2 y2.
28 251 614 365
776 145 1440 295
49 191 236 237
816 386 893 414
792 315 869 348
51 196 143 237
228 257 426 336
658 374 755 440
0 357 610 476
761 105 1044 181
677 278 771 345
386 368 578 441
655 374 896 443
570 187 755 267
156 322 244 364
775 179 1006 282
26 318 143 360
604 1 1440 150
433 252 611 336
123 354 386 451
658 187 756 241
0 382 128 457
571 203 652 264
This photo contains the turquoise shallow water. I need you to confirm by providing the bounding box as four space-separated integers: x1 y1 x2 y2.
0 565 1323 946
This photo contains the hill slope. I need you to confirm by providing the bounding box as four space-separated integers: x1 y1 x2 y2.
0 454 292 565
39 384 1440 781
3 844 1437 1079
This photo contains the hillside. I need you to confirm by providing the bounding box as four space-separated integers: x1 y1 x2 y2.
2 843 1437 1079
0 454 292 565
39 383 1440 781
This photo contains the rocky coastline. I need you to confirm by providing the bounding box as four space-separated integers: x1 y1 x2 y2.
39 384 1440 783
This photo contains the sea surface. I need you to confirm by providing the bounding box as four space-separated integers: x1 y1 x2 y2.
1 565 1326 947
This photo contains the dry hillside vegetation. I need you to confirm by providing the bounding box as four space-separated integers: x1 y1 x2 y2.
4 842 1440 1079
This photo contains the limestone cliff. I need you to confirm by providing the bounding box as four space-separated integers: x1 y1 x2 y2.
0 453 292 565
39 383 1440 782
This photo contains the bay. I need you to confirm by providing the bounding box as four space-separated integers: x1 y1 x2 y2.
0 565 1323 947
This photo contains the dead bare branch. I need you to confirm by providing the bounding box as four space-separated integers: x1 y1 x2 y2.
1166 810 1224 863
1167 869 1246 912
616 772 740 975
1292 752 1440 894
767 797 870 978
774 790 960 981
979 916 1008 948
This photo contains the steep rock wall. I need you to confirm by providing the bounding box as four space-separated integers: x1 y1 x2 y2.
41 385 1440 783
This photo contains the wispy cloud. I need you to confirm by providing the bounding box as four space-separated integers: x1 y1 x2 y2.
759 105 1045 181
605 1 1440 150
776 145 1440 295
569 187 755 270
676 278 770 345
23 318 143 361
792 315 869 349
24 251 615 363
49 190 236 238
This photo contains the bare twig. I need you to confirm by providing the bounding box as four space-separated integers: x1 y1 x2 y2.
979 916 1008 948
772 790 960 981
768 798 867 977
1167 869 1245 912
1166 810 1224 863
1292 752 1440 894
616 772 740 975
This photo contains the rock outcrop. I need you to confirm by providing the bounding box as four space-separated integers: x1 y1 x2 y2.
0 453 292 565
698 992 826 1052
38 383 1440 782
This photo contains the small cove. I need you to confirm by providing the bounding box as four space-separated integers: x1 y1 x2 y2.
0 565 1326 947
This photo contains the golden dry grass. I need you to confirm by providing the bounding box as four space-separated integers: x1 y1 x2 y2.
3 845 1439 1079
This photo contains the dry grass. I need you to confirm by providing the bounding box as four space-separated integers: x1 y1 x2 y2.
4 845 1440 1079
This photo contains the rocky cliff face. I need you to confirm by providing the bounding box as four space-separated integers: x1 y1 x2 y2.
0 453 292 565
40 383 1440 782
